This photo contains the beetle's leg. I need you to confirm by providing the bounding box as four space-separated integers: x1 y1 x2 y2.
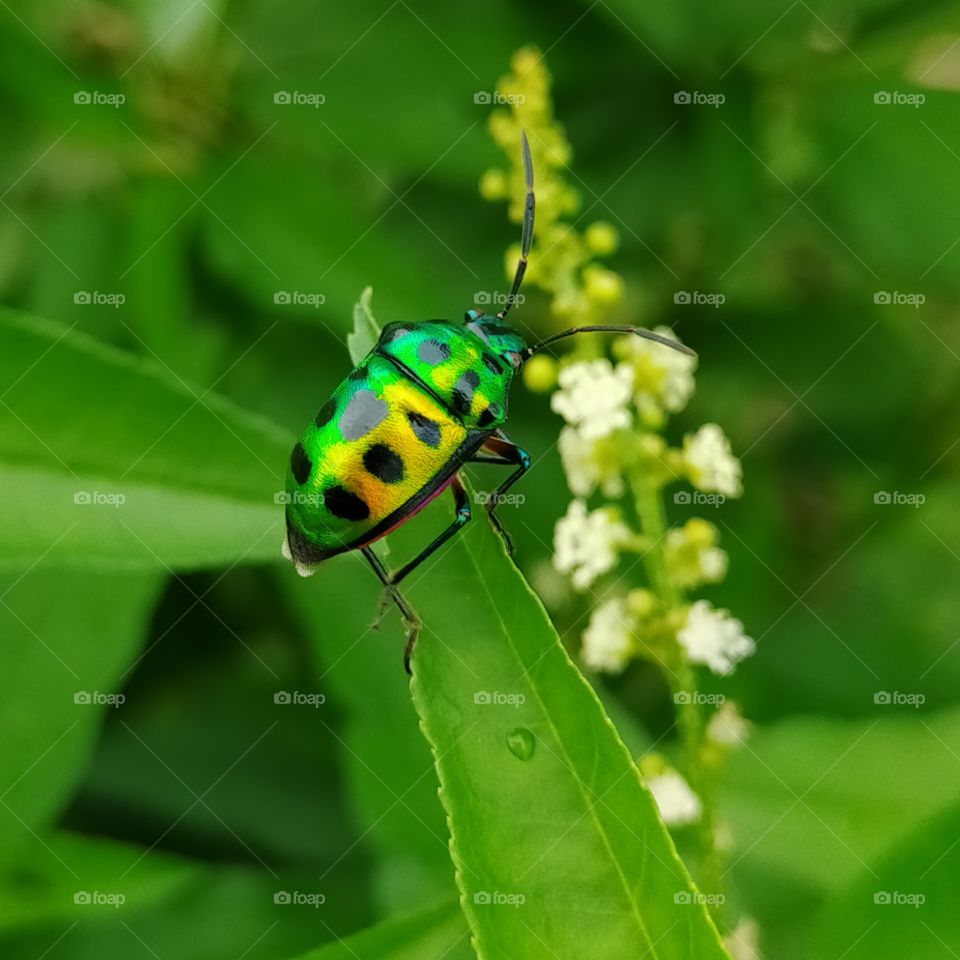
360 474 472 672
469 434 531 555
388 474 471 586
361 546 420 674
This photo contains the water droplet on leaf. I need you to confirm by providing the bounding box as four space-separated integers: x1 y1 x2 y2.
506 727 535 761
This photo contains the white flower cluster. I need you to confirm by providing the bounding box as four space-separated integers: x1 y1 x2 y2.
558 427 626 498
553 500 630 591
581 596 635 672
545 324 755 862
647 769 702 826
683 423 743 497
550 359 633 438
619 325 697 417
678 601 755 676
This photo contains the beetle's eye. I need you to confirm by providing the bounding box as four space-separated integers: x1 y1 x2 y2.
508 351 523 370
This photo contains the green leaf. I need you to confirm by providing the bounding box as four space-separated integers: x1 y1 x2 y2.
0 831 350 960
346 286 380 365
0 831 195 932
722 708 960 959
395 516 729 958
288 899 472 960
813 799 960 960
724 707 960 896
0 568 162 848
0 309 291 569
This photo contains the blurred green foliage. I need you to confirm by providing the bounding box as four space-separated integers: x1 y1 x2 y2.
1 0 959 958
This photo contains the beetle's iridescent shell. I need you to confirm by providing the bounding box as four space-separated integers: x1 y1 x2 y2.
284 318 522 565
378 320 518 430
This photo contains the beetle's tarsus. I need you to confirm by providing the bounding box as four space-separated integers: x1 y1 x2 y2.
485 504 515 555
402 618 420 674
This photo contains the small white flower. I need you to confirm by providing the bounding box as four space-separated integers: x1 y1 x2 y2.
699 546 728 582
550 359 634 439
725 917 761 960
581 596 635 673
678 600 755 676
553 500 630 591
707 702 751 747
683 423 742 497
558 425 625 499
621 325 696 413
647 769 701 826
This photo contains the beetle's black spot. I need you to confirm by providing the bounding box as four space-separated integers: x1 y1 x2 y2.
417 339 450 366
315 399 336 428
323 485 370 521
477 404 500 428
290 442 312 485
484 322 518 338
482 353 503 374
451 370 480 416
452 391 471 417
363 443 404 483
406 410 441 448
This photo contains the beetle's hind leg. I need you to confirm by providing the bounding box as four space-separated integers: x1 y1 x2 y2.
469 434 531 555
362 547 421 673
360 475 472 673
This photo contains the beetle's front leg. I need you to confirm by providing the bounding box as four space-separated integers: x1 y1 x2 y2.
469 434 531 555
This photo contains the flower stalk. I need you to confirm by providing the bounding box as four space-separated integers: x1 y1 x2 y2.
482 46 755 933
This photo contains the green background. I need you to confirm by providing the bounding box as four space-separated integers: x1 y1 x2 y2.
1 1 958 958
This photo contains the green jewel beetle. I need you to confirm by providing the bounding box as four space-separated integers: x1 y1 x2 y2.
283 131 695 671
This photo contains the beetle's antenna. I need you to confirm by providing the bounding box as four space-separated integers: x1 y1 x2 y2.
496 130 535 321
522 325 697 359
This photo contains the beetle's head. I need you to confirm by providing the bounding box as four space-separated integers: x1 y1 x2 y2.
464 310 527 371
